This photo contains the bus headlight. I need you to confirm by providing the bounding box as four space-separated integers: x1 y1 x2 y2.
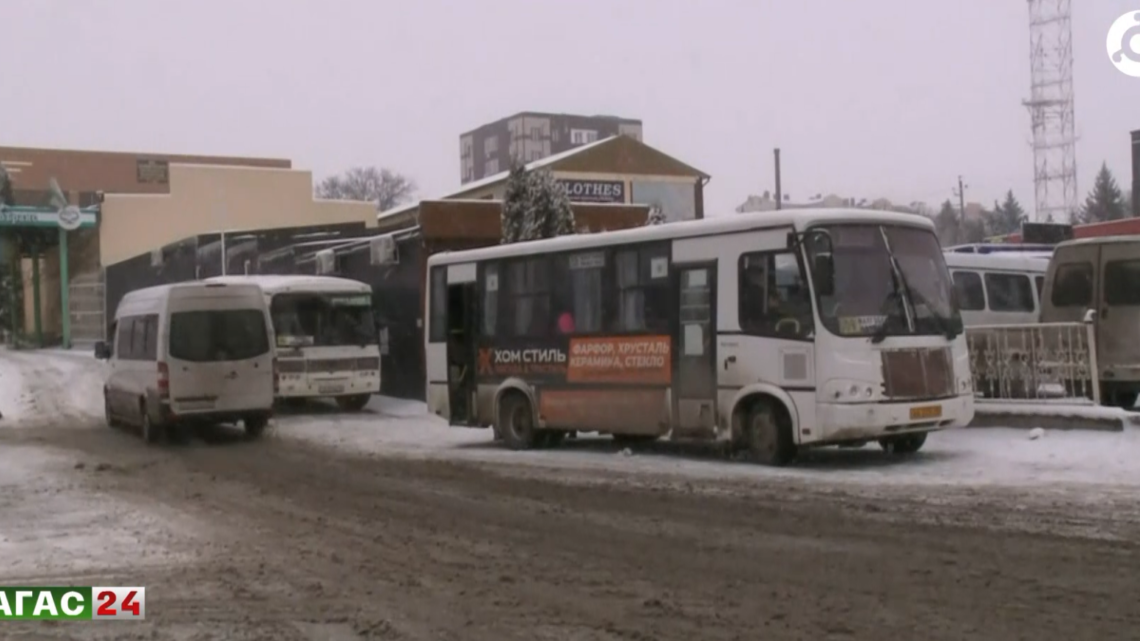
825 379 878 401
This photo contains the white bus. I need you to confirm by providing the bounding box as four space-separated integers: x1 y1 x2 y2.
944 252 1050 326
206 275 380 411
424 208 975 465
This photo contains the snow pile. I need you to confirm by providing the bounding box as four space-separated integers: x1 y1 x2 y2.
0 348 29 421
0 348 105 426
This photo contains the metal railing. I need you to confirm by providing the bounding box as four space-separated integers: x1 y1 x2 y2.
965 320 1099 404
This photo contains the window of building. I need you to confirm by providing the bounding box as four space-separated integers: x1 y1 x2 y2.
482 263 499 336
428 266 447 343
611 245 669 332
952 271 985 311
738 251 813 339
984 273 1035 312
570 129 598 145
1105 260 1140 306
530 127 542 142
1050 262 1093 308
564 251 605 333
506 258 551 337
483 158 499 176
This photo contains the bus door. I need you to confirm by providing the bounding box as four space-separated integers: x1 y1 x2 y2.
446 281 478 425
672 262 718 434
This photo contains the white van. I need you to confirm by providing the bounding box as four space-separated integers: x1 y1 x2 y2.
944 252 1051 326
94 281 276 443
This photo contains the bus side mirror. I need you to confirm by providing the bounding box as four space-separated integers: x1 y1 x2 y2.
94 341 110 360
786 231 797 248
813 255 835 297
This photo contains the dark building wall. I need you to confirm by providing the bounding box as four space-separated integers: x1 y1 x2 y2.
337 236 426 400
1132 130 1140 218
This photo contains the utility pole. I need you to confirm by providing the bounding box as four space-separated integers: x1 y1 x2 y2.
774 148 783 210
954 175 967 225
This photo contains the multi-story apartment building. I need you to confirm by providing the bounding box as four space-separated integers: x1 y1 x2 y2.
459 112 643 183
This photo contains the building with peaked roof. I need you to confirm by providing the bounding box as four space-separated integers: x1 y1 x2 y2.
378 134 709 234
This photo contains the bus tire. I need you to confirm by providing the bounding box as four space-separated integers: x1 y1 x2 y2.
744 401 795 466
336 394 371 412
539 430 566 449
497 392 539 450
879 433 926 454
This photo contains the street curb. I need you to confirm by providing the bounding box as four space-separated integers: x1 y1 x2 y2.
967 408 1135 433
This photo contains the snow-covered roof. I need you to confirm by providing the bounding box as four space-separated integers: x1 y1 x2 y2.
943 252 1050 273
204 275 370 295
427 208 934 266
375 136 619 224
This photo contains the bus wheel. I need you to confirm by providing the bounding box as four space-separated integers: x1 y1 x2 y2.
336 394 371 412
744 402 794 466
539 430 566 449
498 393 539 450
879 433 926 454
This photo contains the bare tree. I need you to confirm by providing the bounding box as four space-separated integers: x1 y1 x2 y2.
315 166 417 211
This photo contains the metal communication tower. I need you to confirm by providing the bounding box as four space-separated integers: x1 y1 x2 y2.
1024 0 1077 222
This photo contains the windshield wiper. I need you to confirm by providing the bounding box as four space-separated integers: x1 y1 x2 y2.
906 287 959 340
870 289 901 344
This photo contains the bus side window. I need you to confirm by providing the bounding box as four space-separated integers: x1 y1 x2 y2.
428 266 447 343
738 251 813 339
952 271 985 311
482 263 499 337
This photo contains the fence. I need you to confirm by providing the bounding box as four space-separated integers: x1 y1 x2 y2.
965 321 1099 404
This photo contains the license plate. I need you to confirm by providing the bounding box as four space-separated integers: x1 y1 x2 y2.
909 404 942 420
318 385 345 395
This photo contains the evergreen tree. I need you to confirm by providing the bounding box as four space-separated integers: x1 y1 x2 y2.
500 160 530 244
645 204 666 225
1079 162 1127 223
0 167 13 207
933 200 961 245
524 168 575 240
987 190 1025 236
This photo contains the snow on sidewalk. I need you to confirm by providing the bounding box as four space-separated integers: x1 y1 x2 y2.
0 347 106 426
0 348 29 421
276 396 1140 492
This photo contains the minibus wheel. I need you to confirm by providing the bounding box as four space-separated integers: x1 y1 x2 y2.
140 402 161 445
498 392 538 450
744 402 794 466
879 433 926 454
244 415 269 439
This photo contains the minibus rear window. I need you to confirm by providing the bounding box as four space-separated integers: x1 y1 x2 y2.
169 309 270 362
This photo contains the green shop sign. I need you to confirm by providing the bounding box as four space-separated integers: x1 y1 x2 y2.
0 205 98 229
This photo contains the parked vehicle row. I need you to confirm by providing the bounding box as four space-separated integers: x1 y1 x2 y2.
95 275 382 443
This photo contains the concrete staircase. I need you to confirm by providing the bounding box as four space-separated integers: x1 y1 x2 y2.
68 271 104 346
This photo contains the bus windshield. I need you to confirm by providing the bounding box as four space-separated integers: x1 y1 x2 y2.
269 292 375 347
805 223 962 339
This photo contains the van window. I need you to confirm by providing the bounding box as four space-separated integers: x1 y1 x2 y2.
984 273 1034 312
1051 263 1094 308
115 318 133 359
951 271 985 311
168 310 270 362
142 315 159 360
1105 260 1140 306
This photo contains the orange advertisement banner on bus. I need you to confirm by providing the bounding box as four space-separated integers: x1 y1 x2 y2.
567 335 671 384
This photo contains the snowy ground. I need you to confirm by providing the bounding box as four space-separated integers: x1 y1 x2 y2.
4 347 1140 493
2 348 1139 639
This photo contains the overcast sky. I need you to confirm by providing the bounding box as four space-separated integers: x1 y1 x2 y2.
4 0 1139 219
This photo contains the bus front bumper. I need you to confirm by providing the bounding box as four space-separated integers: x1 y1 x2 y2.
809 393 974 445
276 372 381 398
